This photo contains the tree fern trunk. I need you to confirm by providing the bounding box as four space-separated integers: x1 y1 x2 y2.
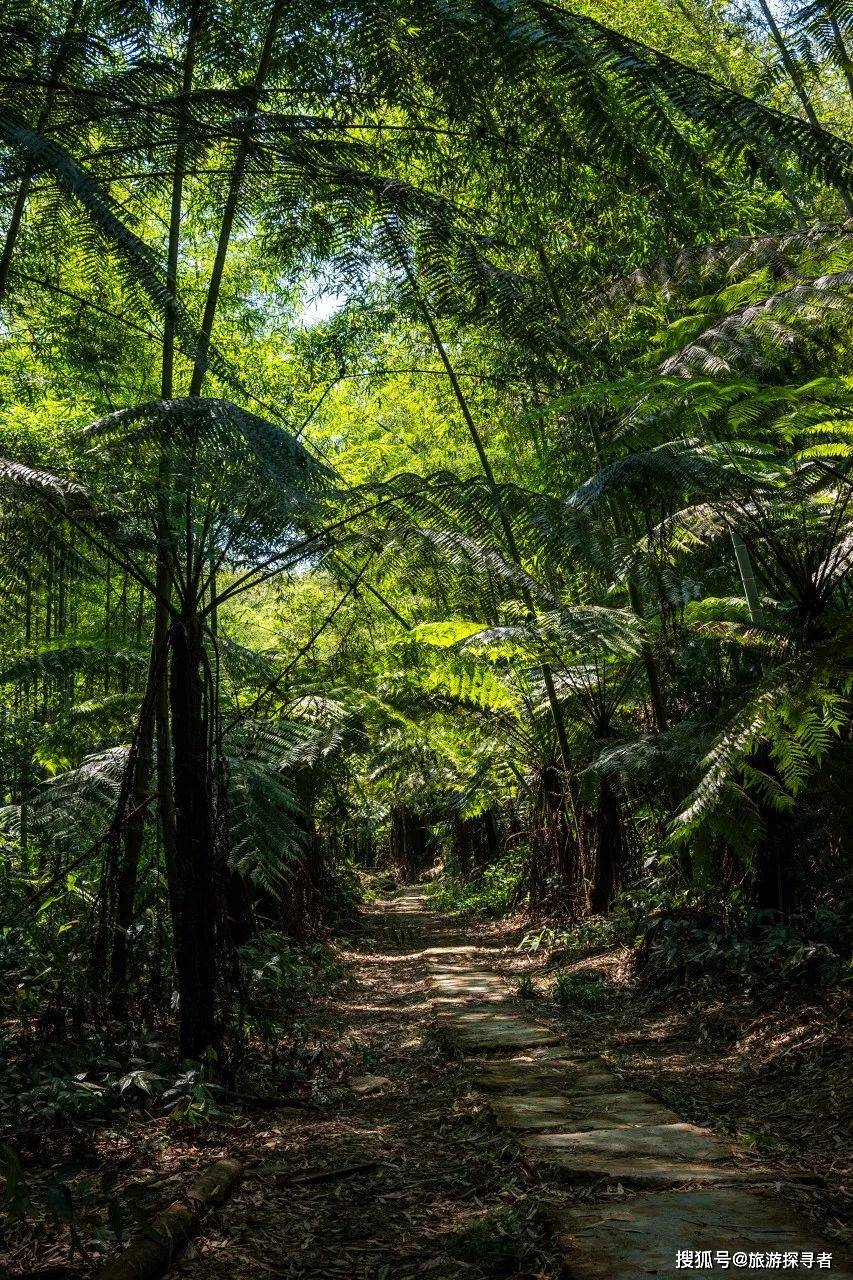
589 776 627 914
169 613 218 1058
107 6 200 1014
389 806 428 882
161 6 199 394
108 672 157 1009
154 559 178 906
154 3 200 911
452 810 500 878
527 762 584 916
104 563 111 693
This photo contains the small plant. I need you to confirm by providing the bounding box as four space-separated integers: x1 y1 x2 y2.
164 1051 222 1128
239 933 342 1033
360 1043 382 1071
1 1142 29 1218
521 915 620 960
634 909 846 992
516 971 536 999
553 970 609 1012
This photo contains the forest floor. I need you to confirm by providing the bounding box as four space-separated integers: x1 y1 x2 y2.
4 888 850 1279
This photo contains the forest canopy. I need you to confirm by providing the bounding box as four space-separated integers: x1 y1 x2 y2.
1 0 852 1259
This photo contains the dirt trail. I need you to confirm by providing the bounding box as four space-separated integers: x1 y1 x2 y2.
180 891 849 1280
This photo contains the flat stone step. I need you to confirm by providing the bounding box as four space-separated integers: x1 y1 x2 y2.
471 1058 619 1095
422 944 491 957
433 995 511 1007
430 971 509 1002
522 1123 764 1184
518 1045 606 1062
428 960 501 968
549 1189 849 1279
435 1004 562 1051
489 1092 681 1131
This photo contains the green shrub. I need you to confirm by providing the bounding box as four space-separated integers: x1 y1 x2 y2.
428 853 523 918
515 971 536 999
553 970 609 1011
635 913 846 991
521 914 620 960
240 933 342 1013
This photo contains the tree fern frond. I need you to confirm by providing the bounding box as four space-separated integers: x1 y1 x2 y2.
0 643 147 686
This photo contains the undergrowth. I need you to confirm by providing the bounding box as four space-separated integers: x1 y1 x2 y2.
428 853 524 918
0 930 344 1263
519 879 852 996
553 970 609 1011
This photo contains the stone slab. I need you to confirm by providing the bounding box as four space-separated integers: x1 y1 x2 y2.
435 1005 562 1050
421 945 482 957
472 1060 619 1095
429 968 505 982
430 971 509 1002
433 996 510 1007
495 1045 604 1063
525 1121 731 1161
490 1092 680 1131
432 993 510 1003
527 1149 761 1183
550 1190 849 1280
522 1123 763 1184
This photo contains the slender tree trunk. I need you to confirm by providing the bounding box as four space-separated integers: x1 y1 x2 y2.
527 761 584 915
169 613 218 1058
538 244 687 888
537 244 671 734
19 771 29 874
756 0 853 215
106 8 199 1012
589 775 628 914
593 417 669 731
188 0 285 396
155 6 200 903
20 577 32 871
731 530 764 624
108 652 157 1008
452 810 500 878
398 251 574 772
161 7 199 395
174 21 288 984
758 0 821 127
827 7 853 107
0 177 33 306
751 744 793 919
389 806 428 881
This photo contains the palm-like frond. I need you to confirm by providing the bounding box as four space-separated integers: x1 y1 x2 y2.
0 642 147 687
1 745 131 847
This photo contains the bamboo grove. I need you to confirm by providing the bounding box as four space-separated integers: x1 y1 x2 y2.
1 0 852 1065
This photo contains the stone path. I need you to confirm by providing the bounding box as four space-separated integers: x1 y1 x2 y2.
408 890 851 1280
